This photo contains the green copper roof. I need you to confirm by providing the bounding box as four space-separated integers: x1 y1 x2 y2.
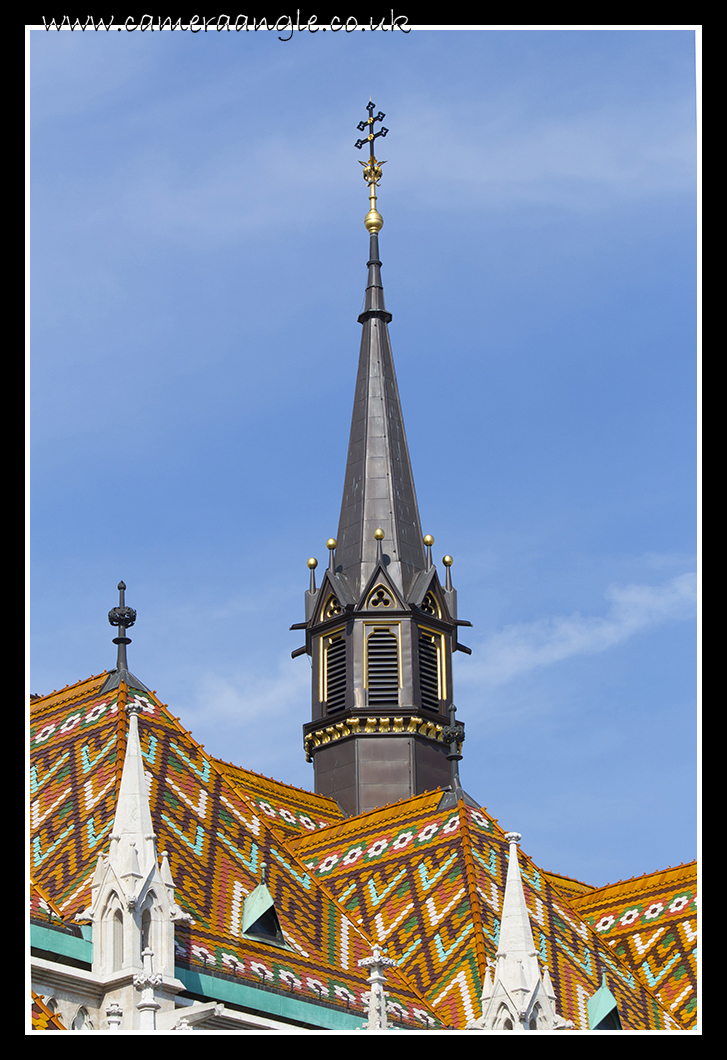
587 974 622 1030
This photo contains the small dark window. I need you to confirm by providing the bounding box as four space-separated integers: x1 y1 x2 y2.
245 904 285 944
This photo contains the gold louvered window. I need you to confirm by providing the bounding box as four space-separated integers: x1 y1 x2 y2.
324 632 347 712
418 631 440 710
366 626 399 706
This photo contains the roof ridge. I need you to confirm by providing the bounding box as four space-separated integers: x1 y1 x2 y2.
29 671 110 710
535 860 688 1029
212 757 343 807
288 790 450 849
30 877 67 921
456 800 491 988
542 868 596 890
573 859 697 899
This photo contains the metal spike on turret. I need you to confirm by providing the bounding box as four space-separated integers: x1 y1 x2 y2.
100 581 151 694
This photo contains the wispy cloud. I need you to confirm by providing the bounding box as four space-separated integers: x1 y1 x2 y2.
461 573 697 687
190 660 310 724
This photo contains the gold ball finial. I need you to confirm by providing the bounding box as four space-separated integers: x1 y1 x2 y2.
442 555 453 567
364 208 384 234
326 538 337 551
374 528 385 540
307 557 318 569
423 534 434 547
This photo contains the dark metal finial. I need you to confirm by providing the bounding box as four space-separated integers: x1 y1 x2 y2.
443 703 465 790
108 580 136 673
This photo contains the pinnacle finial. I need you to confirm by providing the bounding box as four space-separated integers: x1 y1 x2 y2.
424 534 434 570
442 555 454 591
374 526 385 560
108 580 136 673
444 702 465 792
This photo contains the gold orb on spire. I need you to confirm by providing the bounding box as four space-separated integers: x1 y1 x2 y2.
365 206 384 234
423 534 434 547
307 557 318 569
374 528 385 540
326 538 337 551
442 555 453 567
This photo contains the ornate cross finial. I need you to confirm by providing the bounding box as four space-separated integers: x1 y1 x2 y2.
356 100 387 186
355 101 389 233
355 99 389 161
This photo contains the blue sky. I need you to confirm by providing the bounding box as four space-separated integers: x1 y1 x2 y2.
29 26 698 886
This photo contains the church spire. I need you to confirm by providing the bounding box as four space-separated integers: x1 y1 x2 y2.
294 106 470 816
335 102 426 599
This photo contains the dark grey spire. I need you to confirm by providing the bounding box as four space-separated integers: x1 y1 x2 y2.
100 581 150 694
334 229 427 598
295 106 472 817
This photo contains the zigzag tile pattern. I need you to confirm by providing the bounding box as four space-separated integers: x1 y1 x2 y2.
30 678 439 1028
570 863 697 1029
466 809 688 1030
29 675 694 1030
290 795 492 1027
31 676 124 916
213 758 344 837
291 800 683 1029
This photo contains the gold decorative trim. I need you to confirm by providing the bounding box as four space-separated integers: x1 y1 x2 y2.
304 714 446 759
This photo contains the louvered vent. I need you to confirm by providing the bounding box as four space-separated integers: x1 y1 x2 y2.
325 634 346 712
419 633 440 710
367 627 399 705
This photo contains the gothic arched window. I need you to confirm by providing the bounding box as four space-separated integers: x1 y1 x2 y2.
111 904 124 970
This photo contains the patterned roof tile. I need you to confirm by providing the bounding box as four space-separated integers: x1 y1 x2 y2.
570 862 697 1028
29 678 695 1030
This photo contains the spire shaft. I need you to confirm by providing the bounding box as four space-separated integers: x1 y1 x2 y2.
336 121 426 596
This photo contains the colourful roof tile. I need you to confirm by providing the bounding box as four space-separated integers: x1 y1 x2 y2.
31 991 66 1030
289 797 686 1029
30 679 442 1028
29 675 695 1030
570 861 697 1029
